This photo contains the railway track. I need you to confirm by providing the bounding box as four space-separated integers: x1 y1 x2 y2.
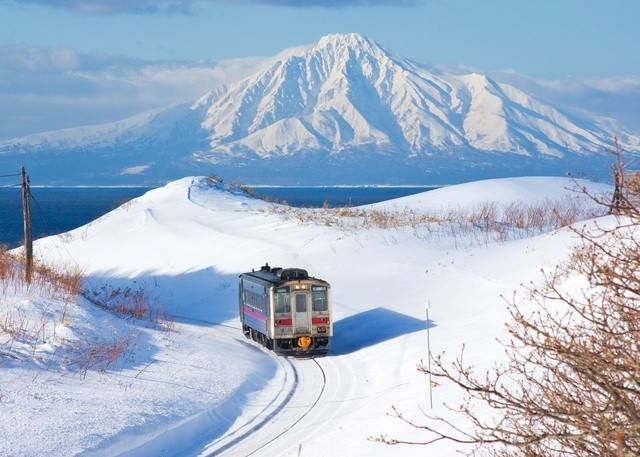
201 355 297 456
200 348 328 457
160 313 330 457
245 358 326 456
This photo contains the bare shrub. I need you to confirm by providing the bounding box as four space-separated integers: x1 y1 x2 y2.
65 335 133 379
239 184 256 198
205 175 224 186
0 248 82 320
626 171 640 208
87 285 173 330
374 176 640 455
205 175 257 198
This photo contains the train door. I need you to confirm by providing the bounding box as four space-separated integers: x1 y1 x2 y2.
294 293 310 333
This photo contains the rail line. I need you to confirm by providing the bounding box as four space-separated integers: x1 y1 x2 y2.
145 311 328 456
244 357 326 457
203 354 298 456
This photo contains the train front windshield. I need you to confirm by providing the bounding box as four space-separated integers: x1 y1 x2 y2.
275 287 291 313
311 286 328 311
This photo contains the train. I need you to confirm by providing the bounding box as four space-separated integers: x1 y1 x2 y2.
239 264 332 355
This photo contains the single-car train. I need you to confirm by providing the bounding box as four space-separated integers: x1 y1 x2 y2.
239 264 331 355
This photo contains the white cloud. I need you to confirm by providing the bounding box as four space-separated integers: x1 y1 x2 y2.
487 70 640 133
120 165 151 175
0 45 266 139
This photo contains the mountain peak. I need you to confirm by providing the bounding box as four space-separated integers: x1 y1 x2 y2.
312 32 386 58
316 32 372 48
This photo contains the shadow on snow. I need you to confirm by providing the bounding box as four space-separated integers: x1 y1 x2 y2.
331 307 433 356
85 266 241 326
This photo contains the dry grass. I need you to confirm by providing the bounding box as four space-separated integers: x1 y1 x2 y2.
264 197 605 244
0 248 82 338
0 246 82 303
64 335 134 379
0 248 92 371
86 284 174 331
0 308 51 360
0 250 146 377
205 175 257 197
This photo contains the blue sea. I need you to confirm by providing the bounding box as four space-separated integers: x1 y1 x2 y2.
0 186 436 247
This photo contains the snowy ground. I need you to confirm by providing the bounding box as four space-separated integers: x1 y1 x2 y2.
1 176 611 456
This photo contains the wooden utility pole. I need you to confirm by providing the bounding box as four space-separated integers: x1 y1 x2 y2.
21 166 33 283
610 137 625 215
426 301 433 409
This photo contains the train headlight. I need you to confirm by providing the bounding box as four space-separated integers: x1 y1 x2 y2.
297 336 312 350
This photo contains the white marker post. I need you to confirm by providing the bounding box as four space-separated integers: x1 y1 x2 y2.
426 301 433 409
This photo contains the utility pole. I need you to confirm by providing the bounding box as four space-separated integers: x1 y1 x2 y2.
426 301 433 409
610 137 625 215
21 166 33 283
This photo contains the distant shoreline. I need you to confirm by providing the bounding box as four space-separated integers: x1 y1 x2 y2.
248 184 444 189
2 184 445 189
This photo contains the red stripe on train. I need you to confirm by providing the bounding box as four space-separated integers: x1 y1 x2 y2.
243 306 267 322
312 317 330 325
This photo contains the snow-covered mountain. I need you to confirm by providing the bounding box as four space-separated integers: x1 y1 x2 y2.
1 33 637 185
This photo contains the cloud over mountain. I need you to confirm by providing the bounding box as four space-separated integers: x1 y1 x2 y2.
0 44 264 139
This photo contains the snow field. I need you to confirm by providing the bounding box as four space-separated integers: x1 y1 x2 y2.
2 175 612 456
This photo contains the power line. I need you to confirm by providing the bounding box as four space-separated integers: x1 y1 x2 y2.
0 173 21 178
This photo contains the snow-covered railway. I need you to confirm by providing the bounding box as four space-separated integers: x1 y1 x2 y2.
201 356 328 457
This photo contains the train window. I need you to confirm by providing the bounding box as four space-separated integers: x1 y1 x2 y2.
295 294 307 312
275 287 291 313
312 286 328 311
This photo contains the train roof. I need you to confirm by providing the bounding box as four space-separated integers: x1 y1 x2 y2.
240 263 329 286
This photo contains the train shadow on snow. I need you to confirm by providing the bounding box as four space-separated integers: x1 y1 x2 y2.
331 307 434 356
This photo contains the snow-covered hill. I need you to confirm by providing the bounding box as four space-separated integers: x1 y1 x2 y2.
1 33 637 184
1 175 613 456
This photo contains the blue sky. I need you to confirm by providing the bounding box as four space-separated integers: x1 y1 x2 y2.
2 0 639 76
0 0 639 139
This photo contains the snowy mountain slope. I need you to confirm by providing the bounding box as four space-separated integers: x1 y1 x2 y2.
199 33 633 159
0 103 207 151
0 33 637 184
11 175 613 456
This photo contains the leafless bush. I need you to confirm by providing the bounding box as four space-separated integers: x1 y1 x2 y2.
374 172 640 455
0 249 82 333
0 309 49 357
65 335 133 379
86 285 173 331
205 175 257 197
